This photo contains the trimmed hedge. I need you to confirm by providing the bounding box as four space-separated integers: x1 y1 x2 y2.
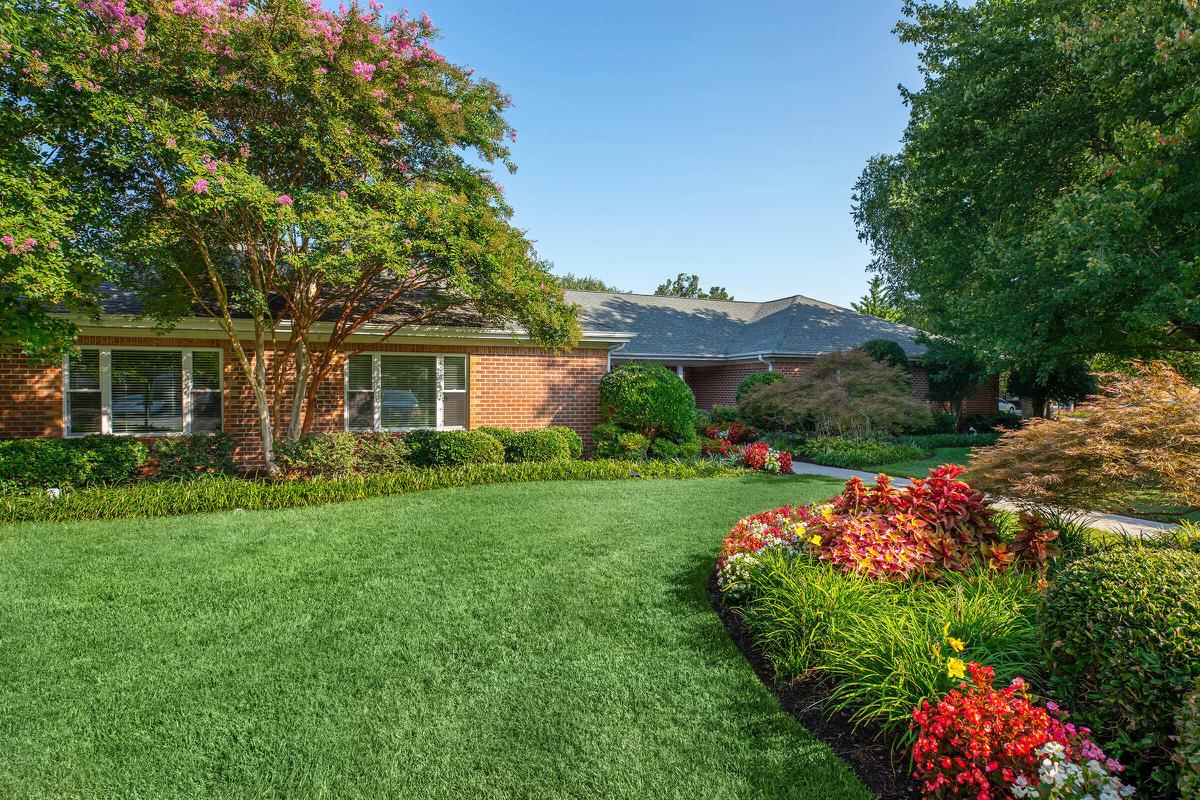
405 430 505 468
151 433 238 480
0 436 148 491
0 460 745 524
275 432 360 478
482 427 579 463
1040 549 1200 796
598 362 694 443
546 426 583 459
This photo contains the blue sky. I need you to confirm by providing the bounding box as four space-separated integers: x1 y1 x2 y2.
412 1 923 306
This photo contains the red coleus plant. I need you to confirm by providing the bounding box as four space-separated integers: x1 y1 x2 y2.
741 441 793 474
911 663 1124 800
705 420 761 445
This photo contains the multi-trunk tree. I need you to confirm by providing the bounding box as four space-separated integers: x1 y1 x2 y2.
4 0 579 470
854 0 1200 373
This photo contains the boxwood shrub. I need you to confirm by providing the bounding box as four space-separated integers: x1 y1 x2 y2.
275 432 359 478
151 433 238 480
405 430 505 468
0 436 148 491
735 370 786 402
1040 548 1200 796
597 362 694 442
545 426 583 459
505 429 571 462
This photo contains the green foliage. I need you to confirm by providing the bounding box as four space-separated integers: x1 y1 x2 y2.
1178 679 1200 800
0 460 743 524
615 432 650 460
858 338 910 372
597 362 695 442
404 430 505 468
555 273 626 292
742 555 1041 746
1041 549 1200 796
545 426 583 459
503 429 571 463
0 436 147 491
737 350 932 435
151 433 238 480
590 423 623 459
653 273 733 300
275 433 359 479
692 408 713 433
349 433 411 474
710 405 739 424
853 0 1200 367
1007 361 1097 419
893 432 1001 450
850 276 905 323
921 338 989 420
735 370 786 402
924 411 958 434
798 436 926 471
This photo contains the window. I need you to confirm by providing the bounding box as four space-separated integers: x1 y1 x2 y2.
65 348 223 436
345 353 467 432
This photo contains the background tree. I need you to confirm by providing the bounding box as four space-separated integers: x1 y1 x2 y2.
921 337 988 425
6 0 579 470
851 276 904 323
555 273 626 292
654 273 733 301
1006 361 1097 418
859 338 911 373
853 0 1200 371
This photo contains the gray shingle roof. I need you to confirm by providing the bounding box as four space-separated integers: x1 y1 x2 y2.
565 290 926 360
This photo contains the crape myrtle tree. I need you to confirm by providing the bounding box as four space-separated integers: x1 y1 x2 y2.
853 0 1200 371
3 0 579 472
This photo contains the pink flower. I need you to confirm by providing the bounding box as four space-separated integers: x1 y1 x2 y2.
23 238 36 248
193 178 209 193
205 160 218 174
275 194 293 206
1 235 13 247
337 190 347 198
166 137 177 148
352 60 376 81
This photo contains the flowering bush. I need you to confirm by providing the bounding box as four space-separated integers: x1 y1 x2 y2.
705 420 761 445
700 437 742 459
740 441 793 474
912 662 1133 800
715 505 813 598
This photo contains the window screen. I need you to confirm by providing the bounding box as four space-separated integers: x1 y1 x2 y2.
67 349 102 435
346 354 375 431
111 350 183 433
191 351 222 432
442 356 467 428
380 355 436 429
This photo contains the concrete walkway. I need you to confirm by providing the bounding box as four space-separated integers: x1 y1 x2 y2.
791 461 1177 537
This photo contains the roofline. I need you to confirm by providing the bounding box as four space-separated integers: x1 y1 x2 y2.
56 312 633 346
613 348 926 363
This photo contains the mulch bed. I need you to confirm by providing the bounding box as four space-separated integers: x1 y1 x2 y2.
707 570 919 800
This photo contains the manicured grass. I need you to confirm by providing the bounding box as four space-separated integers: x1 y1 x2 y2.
869 446 975 478
0 476 869 800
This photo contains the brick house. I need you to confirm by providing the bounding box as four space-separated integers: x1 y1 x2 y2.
0 287 997 463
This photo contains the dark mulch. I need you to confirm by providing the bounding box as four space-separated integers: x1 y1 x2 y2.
707 570 919 800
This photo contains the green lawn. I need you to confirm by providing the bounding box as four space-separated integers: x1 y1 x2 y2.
869 446 975 478
0 476 869 800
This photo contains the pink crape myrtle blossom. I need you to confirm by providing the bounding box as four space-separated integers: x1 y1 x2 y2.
192 178 209 193
275 194 293 206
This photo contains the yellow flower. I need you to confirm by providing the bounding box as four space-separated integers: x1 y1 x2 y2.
948 637 966 653
808 534 822 546
942 622 951 638
947 658 966 679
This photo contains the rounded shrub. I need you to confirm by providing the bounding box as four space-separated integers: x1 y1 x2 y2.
275 432 358 478
597 362 695 442
405 430 505 468
615 432 649 460
0 436 147 490
736 370 786 402
1179 678 1200 800
591 423 623 459
647 438 680 460
505 429 571 463
152 432 237 480
1040 548 1200 795
545 426 583 459
858 338 911 372
351 433 410 473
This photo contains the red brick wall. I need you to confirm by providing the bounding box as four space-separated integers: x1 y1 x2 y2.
684 363 768 410
0 335 608 465
908 364 999 416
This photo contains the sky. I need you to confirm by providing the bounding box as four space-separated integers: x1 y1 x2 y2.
406 1 924 306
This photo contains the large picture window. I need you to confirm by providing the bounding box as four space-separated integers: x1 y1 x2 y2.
345 353 467 432
65 348 223 436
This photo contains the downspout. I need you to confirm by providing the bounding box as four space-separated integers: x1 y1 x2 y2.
756 353 774 371
607 342 626 372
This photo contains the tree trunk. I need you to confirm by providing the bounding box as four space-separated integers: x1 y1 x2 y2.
251 326 280 477
287 339 309 441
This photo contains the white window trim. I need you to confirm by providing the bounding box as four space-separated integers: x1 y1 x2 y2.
63 346 223 437
344 352 468 433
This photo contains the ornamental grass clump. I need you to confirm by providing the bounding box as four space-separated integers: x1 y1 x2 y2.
912 662 1133 800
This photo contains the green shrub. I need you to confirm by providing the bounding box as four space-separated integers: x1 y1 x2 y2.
892 432 1000 450
275 433 358 478
710 405 739 424
478 427 518 451
504 429 571 463
0 436 147 490
692 408 713 434
616 432 650 460
736 370 786 402
858 338 911 372
591 423 623 459
677 440 701 460
598 362 695 442
545 426 583 459
648 438 680 460
962 411 1022 432
1041 549 1200 796
742 554 1040 746
923 411 958 434
0 460 743 523
798 436 925 470
152 433 237 480
1178 679 1200 800
351 433 410 473
405 430 505 468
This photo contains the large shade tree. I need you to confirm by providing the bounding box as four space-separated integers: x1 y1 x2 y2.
853 0 1200 371
3 0 579 470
